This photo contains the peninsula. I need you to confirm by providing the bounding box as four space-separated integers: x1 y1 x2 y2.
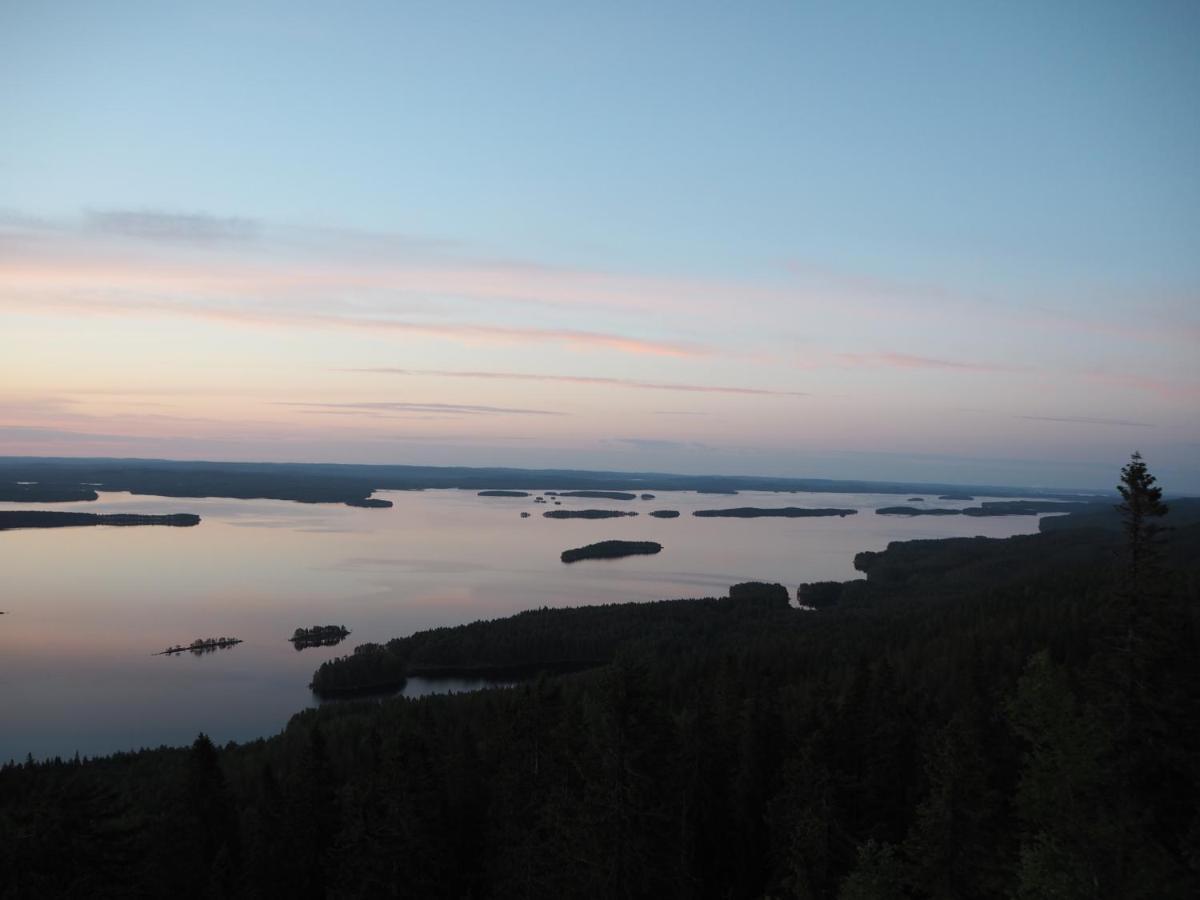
0 511 201 530
0 483 99 502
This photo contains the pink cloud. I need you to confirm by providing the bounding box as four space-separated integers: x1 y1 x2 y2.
0 291 705 358
347 368 808 397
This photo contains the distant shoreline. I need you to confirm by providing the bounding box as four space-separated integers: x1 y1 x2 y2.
0 456 1111 508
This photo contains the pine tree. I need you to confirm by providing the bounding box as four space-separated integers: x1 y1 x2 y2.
1116 451 1169 598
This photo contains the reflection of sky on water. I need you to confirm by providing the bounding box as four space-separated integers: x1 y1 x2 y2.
1 489 1057 761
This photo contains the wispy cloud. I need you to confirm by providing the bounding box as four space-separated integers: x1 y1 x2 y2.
276 400 566 417
0 292 704 357
836 352 1019 372
85 209 259 243
1017 415 1155 428
345 368 807 397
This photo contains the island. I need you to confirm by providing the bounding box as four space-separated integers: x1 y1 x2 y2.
907 497 924 502
0 511 201 530
697 488 739 495
560 540 663 563
544 509 639 519
554 490 638 500
344 497 393 508
477 490 531 497
649 510 680 518
692 507 857 518
289 625 351 649
520 511 531 518
155 637 242 656
877 500 1091 517
937 493 975 500
640 493 656 500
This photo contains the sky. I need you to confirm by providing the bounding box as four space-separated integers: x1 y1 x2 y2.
1 1 1197 491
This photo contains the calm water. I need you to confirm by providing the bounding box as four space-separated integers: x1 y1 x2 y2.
0 489 1056 761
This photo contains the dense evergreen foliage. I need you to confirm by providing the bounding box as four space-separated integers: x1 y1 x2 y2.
3 458 1197 898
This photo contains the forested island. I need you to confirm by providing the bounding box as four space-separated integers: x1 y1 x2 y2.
476 490 531 497
693 506 857 518
155 637 242 656
3 457 1196 898
289 626 351 649
0 511 201 530
553 490 638 500
560 540 663 563
877 500 1093 517
543 509 638 519
649 509 680 518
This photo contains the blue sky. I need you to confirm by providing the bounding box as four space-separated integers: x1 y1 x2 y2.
2 1 1198 489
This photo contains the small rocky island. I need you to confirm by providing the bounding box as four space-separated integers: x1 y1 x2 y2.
561 540 663 563
155 637 242 656
290 625 351 649
693 507 857 518
544 509 639 519
649 510 680 518
0 511 201 530
477 490 531 497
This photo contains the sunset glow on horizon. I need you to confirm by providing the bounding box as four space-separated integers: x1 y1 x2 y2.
3 2 1197 490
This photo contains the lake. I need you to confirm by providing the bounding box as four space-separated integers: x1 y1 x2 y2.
0 488 1059 761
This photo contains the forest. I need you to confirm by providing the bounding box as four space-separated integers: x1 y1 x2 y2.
1 457 1196 898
